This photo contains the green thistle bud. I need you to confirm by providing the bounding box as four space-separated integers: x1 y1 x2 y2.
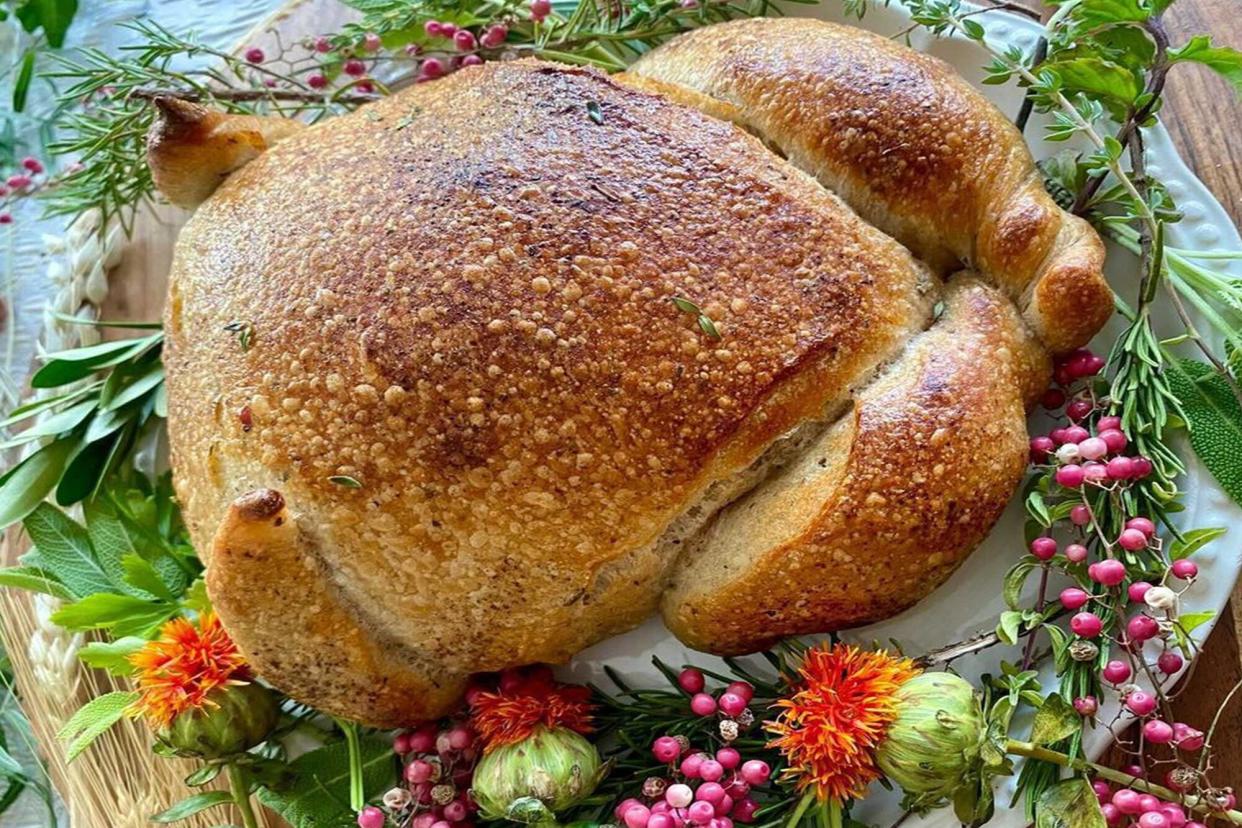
875 672 985 801
157 682 279 759
472 726 607 824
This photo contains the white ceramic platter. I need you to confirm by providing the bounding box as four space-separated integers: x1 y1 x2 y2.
557 3 1242 825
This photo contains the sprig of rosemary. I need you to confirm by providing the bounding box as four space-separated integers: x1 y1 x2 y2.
40 20 354 236
334 0 808 72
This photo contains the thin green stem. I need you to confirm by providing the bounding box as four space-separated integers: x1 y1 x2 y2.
1005 740 1242 825
944 10 1154 232
227 764 260 828
336 718 365 812
785 790 817 828
1196 676 1242 777
826 797 842 828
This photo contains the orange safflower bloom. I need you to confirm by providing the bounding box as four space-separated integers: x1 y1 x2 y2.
128 612 250 728
471 684 594 752
765 643 921 802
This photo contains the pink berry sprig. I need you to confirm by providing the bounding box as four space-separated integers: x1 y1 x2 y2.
586 659 793 828
0 156 49 225
1091 765 1236 828
1006 347 1234 818
678 668 758 726
364 719 479 828
615 724 771 828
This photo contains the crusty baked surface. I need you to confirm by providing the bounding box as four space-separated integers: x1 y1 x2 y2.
162 22 1111 725
169 58 935 724
628 17 1113 353
663 276 1048 652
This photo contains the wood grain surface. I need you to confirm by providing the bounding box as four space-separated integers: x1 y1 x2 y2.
96 0 1242 797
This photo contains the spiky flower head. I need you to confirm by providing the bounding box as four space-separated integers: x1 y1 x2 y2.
129 612 249 728
129 612 277 757
470 683 594 752
765 643 921 802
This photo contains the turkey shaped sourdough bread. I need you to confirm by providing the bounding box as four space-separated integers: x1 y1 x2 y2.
155 19 1110 726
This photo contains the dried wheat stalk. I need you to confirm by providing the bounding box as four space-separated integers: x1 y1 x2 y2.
0 210 275 827
1 578 275 827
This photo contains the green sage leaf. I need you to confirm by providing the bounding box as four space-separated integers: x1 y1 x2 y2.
256 737 396 828
14 0 78 46
150 791 233 823
56 690 138 762
0 437 80 531
1029 693 1081 746
1035 778 1107 828
21 502 113 598
0 566 72 599
11 48 35 112
1166 359 1242 506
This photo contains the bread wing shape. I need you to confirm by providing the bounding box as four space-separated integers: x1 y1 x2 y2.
663 276 1048 652
627 17 1113 353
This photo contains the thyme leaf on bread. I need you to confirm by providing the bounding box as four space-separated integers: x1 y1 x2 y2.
670 296 723 340
224 321 255 352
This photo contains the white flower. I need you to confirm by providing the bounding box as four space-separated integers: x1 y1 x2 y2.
1145 586 1178 611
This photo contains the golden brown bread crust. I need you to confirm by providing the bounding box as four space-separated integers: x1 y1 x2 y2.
627 17 1113 352
166 59 934 725
663 277 1050 652
147 97 305 209
207 490 458 721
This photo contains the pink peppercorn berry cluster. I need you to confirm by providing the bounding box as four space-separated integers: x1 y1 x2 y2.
1022 347 1202 699
1029 350 1155 494
1091 774 1236 828
357 720 480 828
243 0 554 98
0 156 47 225
677 667 756 726
1021 349 1227 809
612 669 768 828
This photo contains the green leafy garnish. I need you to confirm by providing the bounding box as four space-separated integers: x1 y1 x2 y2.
670 296 722 340
1166 359 1242 505
0 329 165 528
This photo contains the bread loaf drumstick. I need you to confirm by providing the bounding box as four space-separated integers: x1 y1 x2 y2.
147 97 305 209
628 17 1113 353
